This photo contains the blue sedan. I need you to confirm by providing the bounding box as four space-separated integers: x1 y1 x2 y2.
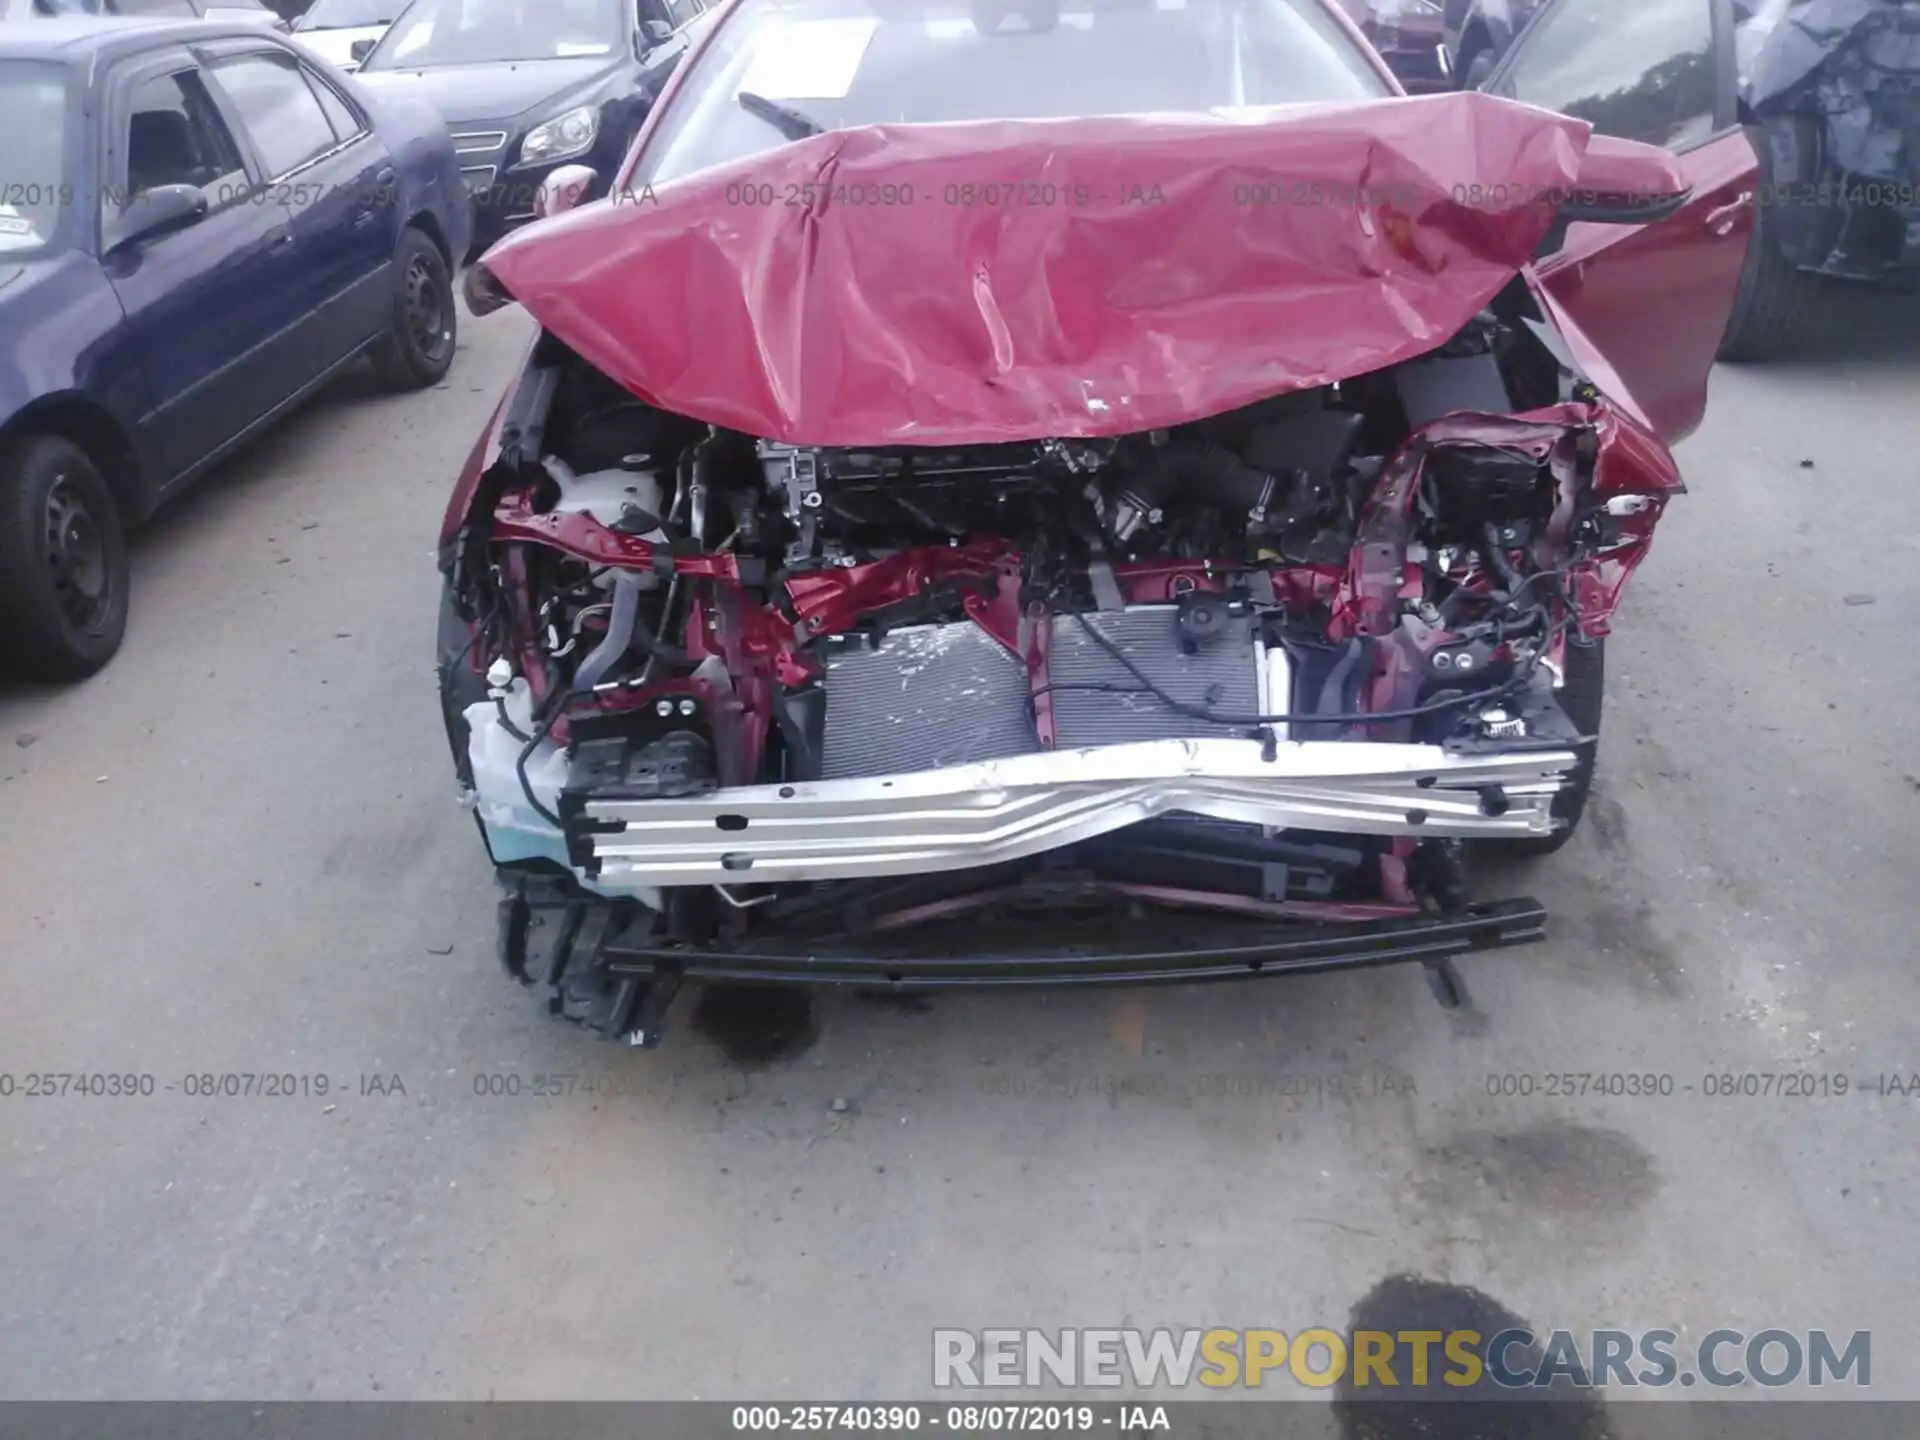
0 17 473 680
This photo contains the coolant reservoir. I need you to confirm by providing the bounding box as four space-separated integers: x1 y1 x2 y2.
464 680 571 867
543 457 666 531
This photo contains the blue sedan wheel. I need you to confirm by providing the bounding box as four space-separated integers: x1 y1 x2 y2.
0 436 130 682
371 228 458 391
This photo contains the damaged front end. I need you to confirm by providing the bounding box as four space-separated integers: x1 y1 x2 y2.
437 100 1684 1040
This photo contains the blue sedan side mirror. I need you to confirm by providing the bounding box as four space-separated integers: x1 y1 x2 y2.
111 184 209 251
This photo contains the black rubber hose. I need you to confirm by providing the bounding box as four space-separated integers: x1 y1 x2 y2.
570 573 691 692
633 619 691 668
1481 521 1527 593
571 571 644 692
515 694 567 832
1159 439 1273 513
493 695 531 743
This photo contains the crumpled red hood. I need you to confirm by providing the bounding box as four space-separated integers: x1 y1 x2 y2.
479 92 1598 447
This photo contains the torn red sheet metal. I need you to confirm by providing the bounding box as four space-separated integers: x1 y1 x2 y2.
477 92 1603 448
1336 403 1683 645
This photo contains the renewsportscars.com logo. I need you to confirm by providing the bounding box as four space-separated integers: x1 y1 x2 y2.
932 1328 1871 1391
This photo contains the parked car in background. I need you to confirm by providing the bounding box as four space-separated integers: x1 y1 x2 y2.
0 17 471 680
1476 0 1781 377
1441 0 1541 90
1719 0 1920 357
1337 0 1452 90
439 0 1757 1043
2 0 291 27
288 0 396 70
1466 0 1920 359
353 0 713 262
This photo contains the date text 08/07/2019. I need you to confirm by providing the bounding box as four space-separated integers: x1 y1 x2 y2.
1484 1071 1920 1098
0 1072 406 1098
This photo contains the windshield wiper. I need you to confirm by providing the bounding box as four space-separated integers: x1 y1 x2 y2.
736 90 824 141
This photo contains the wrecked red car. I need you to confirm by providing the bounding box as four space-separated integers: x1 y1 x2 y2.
436 0 1758 1043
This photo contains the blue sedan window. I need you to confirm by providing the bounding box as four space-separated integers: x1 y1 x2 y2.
208 52 340 178
307 70 366 142
119 71 248 201
0 60 70 257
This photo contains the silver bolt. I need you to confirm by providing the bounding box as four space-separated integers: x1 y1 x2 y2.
654 699 675 717
801 491 824 509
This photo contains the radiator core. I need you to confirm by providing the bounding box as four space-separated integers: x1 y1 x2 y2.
817 607 1266 781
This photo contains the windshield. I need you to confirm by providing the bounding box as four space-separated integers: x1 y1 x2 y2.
0 61 73 260
298 0 399 28
629 0 1390 189
363 0 623 67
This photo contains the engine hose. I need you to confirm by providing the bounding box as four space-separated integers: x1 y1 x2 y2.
493 695 531 743
571 573 693 694
1159 439 1272 512
571 571 644 692
639 576 687 685
1481 521 1527 592
515 697 566 831
634 616 691 667
1316 638 1367 720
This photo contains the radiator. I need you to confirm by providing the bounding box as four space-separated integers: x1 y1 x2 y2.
818 607 1266 781
1049 608 1261 749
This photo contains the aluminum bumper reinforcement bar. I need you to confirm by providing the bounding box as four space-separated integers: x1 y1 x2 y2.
569 738 1579 889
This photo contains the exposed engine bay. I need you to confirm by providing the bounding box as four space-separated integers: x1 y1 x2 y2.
441 282 1674 961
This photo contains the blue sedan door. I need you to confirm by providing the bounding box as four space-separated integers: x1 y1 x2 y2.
199 44 402 372
99 47 307 484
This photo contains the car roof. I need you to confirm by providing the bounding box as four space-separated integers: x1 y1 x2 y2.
0 15 277 64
